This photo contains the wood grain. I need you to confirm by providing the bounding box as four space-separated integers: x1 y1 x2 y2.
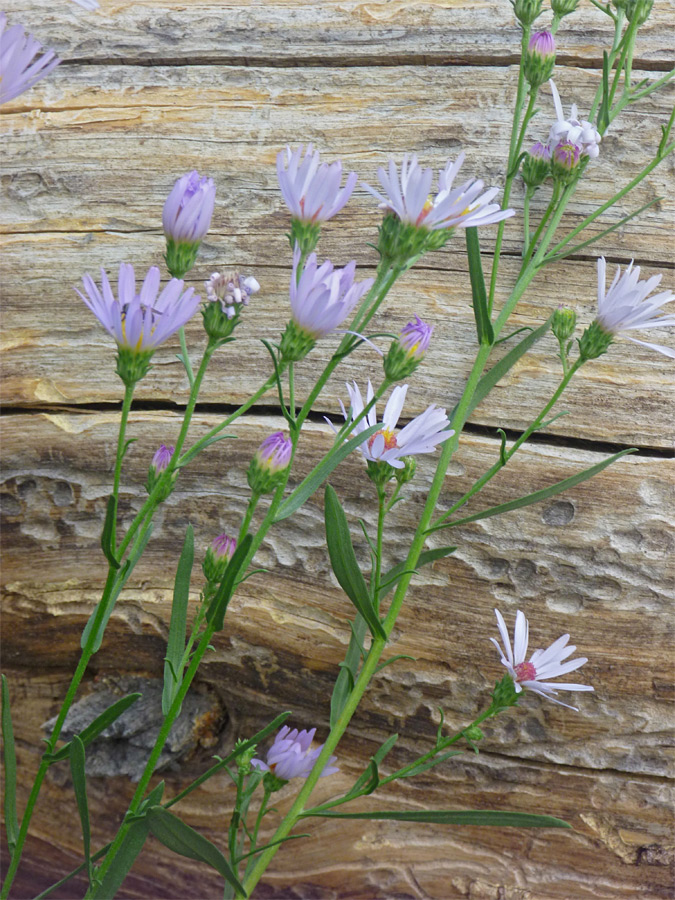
6 0 674 67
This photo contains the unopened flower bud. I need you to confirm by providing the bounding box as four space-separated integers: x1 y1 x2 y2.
552 306 577 342
551 0 580 16
384 316 434 381
395 456 417 486
512 0 544 25
625 0 653 24
463 724 485 743
146 444 176 496
247 432 293 495
366 459 397 489
551 140 581 184
203 271 260 341
203 533 237 583
521 142 551 188
163 170 216 278
524 31 556 87
578 320 614 361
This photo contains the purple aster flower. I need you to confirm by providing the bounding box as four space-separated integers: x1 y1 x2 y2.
332 381 453 469
211 533 237 561
529 141 551 162
398 315 434 360
362 153 515 232
255 432 293 473
289 246 374 339
277 145 357 224
76 263 200 353
491 609 594 711
548 80 601 159
594 257 675 358
551 140 581 177
0 14 60 105
151 444 174 473
251 725 339 781
205 271 260 320
528 31 556 59
162 170 216 244
203 533 237 582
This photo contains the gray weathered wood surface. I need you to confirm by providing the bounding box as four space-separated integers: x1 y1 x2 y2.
1 2 674 899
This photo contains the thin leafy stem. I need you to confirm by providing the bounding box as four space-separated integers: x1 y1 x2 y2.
178 326 195 386
521 181 562 269
111 382 135 554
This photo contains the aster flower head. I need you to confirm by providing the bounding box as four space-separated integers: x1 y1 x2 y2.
579 257 675 360
551 140 581 184
384 315 434 380
151 444 174 473
248 432 293 495
163 170 216 277
146 443 176 495
491 609 594 711
277 144 357 225
251 725 339 782
202 270 260 342
524 31 556 87
0 14 60 105
333 381 453 471
521 142 551 188
77 263 200 384
548 80 601 159
203 533 237 583
280 247 374 361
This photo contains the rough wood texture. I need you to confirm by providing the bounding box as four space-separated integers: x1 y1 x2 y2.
1 2 674 898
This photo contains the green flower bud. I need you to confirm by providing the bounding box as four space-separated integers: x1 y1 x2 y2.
463 724 485 743
512 0 544 25
551 0 580 14
552 306 577 343
116 347 154 387
521 142 552 188
164 238 200 280
279 318 316 363
247 432 293 495
366 459 397 489
551 140 581 185
383 316 434 381
625 0 653 24
491 674 520 711
395 456 417 486
578 320 614 361
203 534 237 584
524 31 556 88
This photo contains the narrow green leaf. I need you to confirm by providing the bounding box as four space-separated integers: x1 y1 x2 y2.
162 525 194 715
146 807 245 894
69 736 93 886
378 546 457 601
324 485 386 642
497 429 507 466
92 821 149 899
373 654 416 675
100 495 120 569
206 534 253 631
348 734 398 798
46 693 141 762
164 711 292 809
178 433 237 469
274 424 382 523
82 524 154 651
465 227 494 346
597 50 611 134
1 675 18 853
450 319 551 424
396 750 462 779
141 781 166 811
330 614 367 728
303 809 571 828
237 833 309 862
428 449 636 532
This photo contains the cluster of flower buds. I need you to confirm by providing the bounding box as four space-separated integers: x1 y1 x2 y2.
524 31 556 88
383 316 434 381
203 533 237 584
163 170 216 278
247 432 293 496
202 271 260 341
625 0 654 24
512 0 543 26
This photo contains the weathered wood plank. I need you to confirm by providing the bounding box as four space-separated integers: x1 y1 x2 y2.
7 0 673 67
4 669 674 899
2 412 673 778
1 232 673 447
2 65 673 268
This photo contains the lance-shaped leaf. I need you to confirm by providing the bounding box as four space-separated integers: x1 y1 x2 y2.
165 711 292 809
347 734 399 798
465 227 494 346
92 820 149 899
303 809 571 828
324 485 386 642
378 546 457 601
428 449 636 532
1 675 18 854
275 423 382 523
46 693 141 763
162 525 194 715
146 806 245 895
394 749 462 779
178 433 237 469
69 736 93 887
206 534 253 631
100 494 120 569
82 524 154 652
330 613 367 728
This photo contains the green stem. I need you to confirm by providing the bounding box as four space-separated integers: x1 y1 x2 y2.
522 186 534 257
488 25 531 310
178 326 195 387
521 181 562 269
111 382 135 553
288 363 295 420
589 9 626 119
238 494 260 544
373 489 386 611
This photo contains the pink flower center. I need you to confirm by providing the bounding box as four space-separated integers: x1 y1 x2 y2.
368 428 398 453
514 661 537 682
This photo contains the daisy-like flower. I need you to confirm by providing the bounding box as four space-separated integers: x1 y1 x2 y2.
547 80 601 159
362 152 515 232
77 264 200 383
163 170 216 246
277 145 357 225
251 725 339 781
585 256 675 359
334 381 453 469
0 14 60 105
490 609 594 711
247 432 293 495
